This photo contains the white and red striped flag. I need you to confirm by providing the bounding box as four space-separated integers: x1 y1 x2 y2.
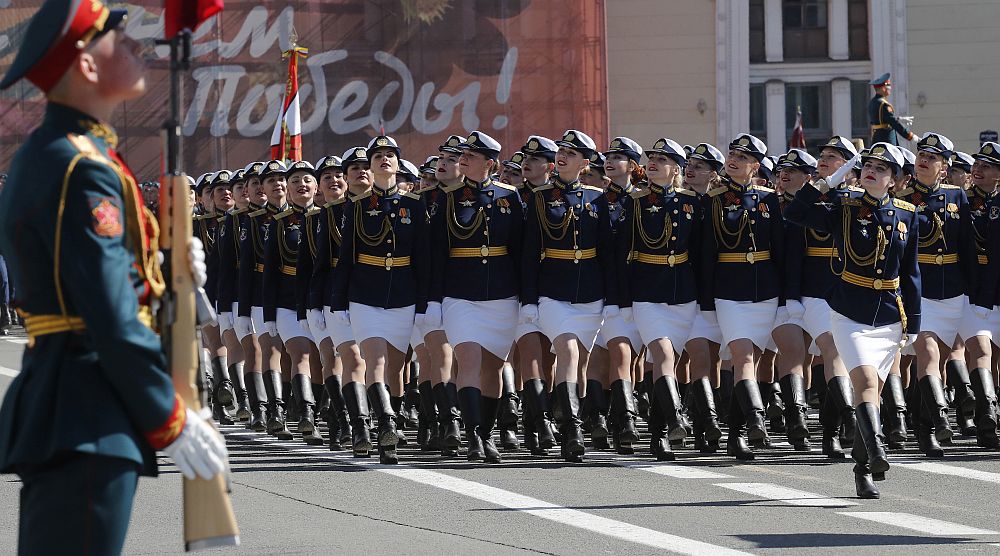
270 43 308 162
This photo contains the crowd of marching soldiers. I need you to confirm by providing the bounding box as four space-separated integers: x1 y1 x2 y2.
156 128 999 477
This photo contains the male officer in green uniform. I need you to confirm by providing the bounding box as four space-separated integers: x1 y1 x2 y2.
869 73 916 146
0 1 227 553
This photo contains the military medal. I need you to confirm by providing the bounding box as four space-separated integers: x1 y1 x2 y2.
400 208 411 224
646 205 661 213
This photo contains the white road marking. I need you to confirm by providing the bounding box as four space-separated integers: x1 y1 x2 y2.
893 459 1000 485
1 337 26 345
715 482 859 507
0 366 18 378
839 512 999 536
224 430 752 556
601 457 735 479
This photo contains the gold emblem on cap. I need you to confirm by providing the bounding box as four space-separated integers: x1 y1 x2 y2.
565 132 576 142
654 140 666 149
512 153 524 163
467 134 478 145
355 148 366 158
448 137 462 146
985 145 994 155
527 139 539 150
738 137 750 147
872 146 886 156
376 137 389 146
695 145 707 154
926 135 938 146
269 162 279 170
611 139 622 148
788 152 798 161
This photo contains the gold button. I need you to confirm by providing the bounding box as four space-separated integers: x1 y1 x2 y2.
873 278 883 289
385 256 394 269
480 246 490 257
876 269 883 274
935 254 944 264
667 254 676 266
746 252 755 264
574 249 583 260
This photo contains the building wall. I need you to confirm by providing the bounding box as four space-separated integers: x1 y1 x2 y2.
906 0 1000 154
606 0 717 149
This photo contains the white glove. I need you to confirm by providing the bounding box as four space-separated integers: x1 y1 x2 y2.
785 300 805 320
424 302 442 328
264 321 277 337
903 333 918 348
234 316 253 337
972 304 990 319
519 304 538 324
307 308 326 332
621 307 633 323
163 408 228 480
701 310 718 326
188 237 207 288
829 154 861 188
602 305 620 319
334 311 351 326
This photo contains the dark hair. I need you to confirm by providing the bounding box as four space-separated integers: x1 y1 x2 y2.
630 162 646 185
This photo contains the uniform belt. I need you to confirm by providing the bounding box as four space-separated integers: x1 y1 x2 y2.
717 250 771 264
254 263 264 273
280 264 296 276
979 254 989 265
806 247 839 258
871 124 891 130
917 253 959 265
22 306 153 346
632 251 689 266
841 270 899 291
357 254 411 269
542 248 597 261
449 246 509 258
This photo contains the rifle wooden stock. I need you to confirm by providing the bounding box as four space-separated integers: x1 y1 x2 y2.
159 172 240 551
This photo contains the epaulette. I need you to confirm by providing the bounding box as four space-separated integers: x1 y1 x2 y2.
580 185 604 193
940 184 961 190
842 198 861 206
707 186 728 197
350 190 372 203
216 215 227 223
630 189 646 199
895 187 914 197
306 206 322 217
442 182 465 194
533 184 554 192
324 197 347 208
232 207 248 215
249 208 267 218
402 191 421 200
675 188 698 197
415 185 438 195
848 186 865 193
66 133 112 165
274 208 294 220
892 199 916 212
494 182 517 192
753 185 775 193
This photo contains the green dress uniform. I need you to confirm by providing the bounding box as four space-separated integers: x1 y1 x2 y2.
0 2 188 552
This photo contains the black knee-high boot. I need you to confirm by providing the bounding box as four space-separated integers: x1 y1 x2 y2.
368 383 398 464
691 377 722 453
458 387 484 461
946 359 977 435
855 402 889 477
779 374 810 450
293 374 323 445
652 377 685 441
918 375 953 443
727 390 753 461
231 362 251 421
970 368 1000 449
498 365 520 451
912 379 944 457
881 373 908 449
820 390 845 459
735 379 767 442
647 394 673 461
851 429 879 499
480 395 502 463
827 376 856 449
324 376 346 450
264 370 292 440
211 355 235 425
611 379 640 454
417 380 439 451
433 383 462 456
523 379 556 451
246 371 268 432
554 382 585 462
584 379 609 448
342 382 372 457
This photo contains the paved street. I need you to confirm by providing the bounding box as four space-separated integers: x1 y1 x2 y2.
1 331 999 555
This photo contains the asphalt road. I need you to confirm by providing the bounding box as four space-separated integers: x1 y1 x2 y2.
1 329 999 555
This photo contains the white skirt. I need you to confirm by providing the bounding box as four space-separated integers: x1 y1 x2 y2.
418 321 446 343
958 303 998 342
716 298 778 359
830 310 901 381
801 296 833 356
409 326 425 350
538 297 603 352
767 304 805 353
515 320 543 341
920 295 965 343
597 314 642 351
633 301 697 355
233 302 255 341
443 297 518 359
251 306 269 338
277 308 311 342
323 306 356 349
218 311 234 334
686 310 723 345
349 302 415 354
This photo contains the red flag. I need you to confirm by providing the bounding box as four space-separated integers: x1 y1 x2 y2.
164 0 224 39
789 106 807 149
270 45 307 162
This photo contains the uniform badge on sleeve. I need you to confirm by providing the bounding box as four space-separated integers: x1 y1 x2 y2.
90 197 123 237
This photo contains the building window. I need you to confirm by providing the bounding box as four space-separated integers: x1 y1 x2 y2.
786 82 831 150
851 80 872 143
848 0 869 60
782 0 828 60
750 84 768 146
749 0 766 63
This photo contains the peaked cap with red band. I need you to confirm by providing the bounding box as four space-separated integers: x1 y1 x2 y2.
0 0 127 92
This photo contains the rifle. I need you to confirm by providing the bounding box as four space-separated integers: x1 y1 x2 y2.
157 29 240 552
